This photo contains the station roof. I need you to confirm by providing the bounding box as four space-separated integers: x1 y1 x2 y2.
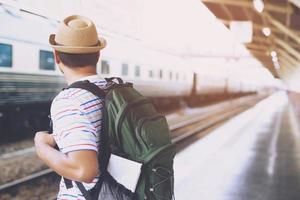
201 0 300 79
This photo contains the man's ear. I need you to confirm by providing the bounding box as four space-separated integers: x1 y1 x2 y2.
54 51 60 64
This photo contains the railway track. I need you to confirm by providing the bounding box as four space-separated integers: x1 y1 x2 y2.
0 95 265 199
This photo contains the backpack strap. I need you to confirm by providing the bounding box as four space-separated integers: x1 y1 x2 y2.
64 177 73 189
75 181 93 200
67 80 106 98
61 79 111 200
67 79 111 171
105 77 123 84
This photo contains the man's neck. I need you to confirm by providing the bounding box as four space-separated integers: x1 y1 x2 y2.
66 72 98 85
62 65 97 85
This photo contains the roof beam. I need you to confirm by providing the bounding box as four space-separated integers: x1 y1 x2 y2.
289 0 300 8
249 49 269 57
275 37 300 59
276 59 295 76
253 36 300 51
277 48 300 67
220 4 233 20
279 58 297 70
280 57 299 69
242 7 268 50
246 43 270 51
252 36 272 44
248 48 294 76
249 50 277 75
289 42 300 49
201 0 293 14
249 33 299 73
284 3 292 41
221 19 300 35
243 7 252 21
278 67 291 79
264 12 300 44
256 58 272 64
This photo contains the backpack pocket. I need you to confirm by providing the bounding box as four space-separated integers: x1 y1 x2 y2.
149 166 174 200
144 147 175 200
136 115 170 152
92 172 136 200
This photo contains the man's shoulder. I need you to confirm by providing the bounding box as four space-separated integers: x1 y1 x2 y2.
52 88 82 106
51 79 106 110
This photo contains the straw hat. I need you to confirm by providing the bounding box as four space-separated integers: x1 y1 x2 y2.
49 15 106 54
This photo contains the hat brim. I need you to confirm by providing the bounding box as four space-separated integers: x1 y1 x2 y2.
49 34 106 54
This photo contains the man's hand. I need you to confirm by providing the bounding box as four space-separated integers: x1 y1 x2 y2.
34 131 56 147
34 131 56 159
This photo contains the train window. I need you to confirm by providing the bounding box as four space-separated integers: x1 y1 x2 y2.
135 65 140 77
122 63 128 76
39 50 55 70
0 43 12 67
169 71 172 80
101 60 110 74
159 69 163 79
149 70 153 78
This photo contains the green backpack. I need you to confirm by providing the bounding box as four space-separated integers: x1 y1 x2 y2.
66 77 175 200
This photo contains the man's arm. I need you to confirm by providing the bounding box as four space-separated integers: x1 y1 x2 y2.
34 131 99 183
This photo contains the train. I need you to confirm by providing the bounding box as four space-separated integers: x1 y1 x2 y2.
0 4 261 141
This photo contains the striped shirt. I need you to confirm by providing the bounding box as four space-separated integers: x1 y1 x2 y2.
51 75 106 200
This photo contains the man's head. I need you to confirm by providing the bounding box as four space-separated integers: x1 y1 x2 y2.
49 15 106 73
54 51 99 72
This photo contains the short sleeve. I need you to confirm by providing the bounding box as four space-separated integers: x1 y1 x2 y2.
51 95 100 154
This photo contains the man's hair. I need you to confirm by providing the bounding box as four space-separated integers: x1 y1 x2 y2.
57 51 99 68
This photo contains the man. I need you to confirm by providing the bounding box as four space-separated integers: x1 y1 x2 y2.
34 15 107 200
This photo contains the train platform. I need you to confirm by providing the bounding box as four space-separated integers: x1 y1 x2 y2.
174 92 300 200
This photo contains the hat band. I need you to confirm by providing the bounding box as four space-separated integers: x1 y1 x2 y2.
54 40 101 47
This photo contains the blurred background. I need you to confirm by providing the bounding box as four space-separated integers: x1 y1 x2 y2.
0 0 300 199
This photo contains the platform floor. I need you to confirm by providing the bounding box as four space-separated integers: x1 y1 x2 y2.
175 92 300 200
